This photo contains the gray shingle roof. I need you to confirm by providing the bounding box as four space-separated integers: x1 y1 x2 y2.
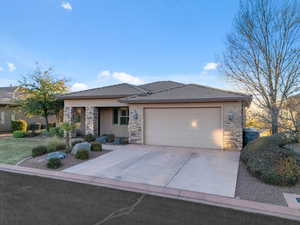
59 83 147 100
120 84 252 103
138 81 184 92
0 86 18 105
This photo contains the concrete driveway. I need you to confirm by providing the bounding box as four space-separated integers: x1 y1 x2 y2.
64 145 240 197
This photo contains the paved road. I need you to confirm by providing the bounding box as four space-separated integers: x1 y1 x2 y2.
64 146 240 197
0 171 298 225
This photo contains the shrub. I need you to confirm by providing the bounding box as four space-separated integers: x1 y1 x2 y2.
84 134 96 142
91 142 102 151
103 134 115 143
49 127 64 138
11 120 28 132
75 149 89 160
46 137 66 153
241 133 300 186
12 130 27 138
47 158 62 169
29 123 41 132
32 145 48 157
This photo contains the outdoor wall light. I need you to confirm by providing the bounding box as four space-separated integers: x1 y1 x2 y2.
133 110 138 120
228 112 234 121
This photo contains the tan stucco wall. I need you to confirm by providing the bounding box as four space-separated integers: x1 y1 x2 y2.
64 99 128 107
128 102 244 151
99 108 128 137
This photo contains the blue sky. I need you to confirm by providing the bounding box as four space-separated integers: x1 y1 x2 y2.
0 0 239 91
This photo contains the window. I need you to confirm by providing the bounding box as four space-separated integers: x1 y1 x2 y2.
113 109 119 125
120 109 129 125
112 108 129 125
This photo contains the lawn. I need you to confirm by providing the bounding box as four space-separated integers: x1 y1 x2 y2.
0 137 46 164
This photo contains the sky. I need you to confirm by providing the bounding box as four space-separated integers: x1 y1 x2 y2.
0 0 239 92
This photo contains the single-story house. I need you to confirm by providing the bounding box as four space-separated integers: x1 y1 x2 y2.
0 86 56 132
59 81 252 151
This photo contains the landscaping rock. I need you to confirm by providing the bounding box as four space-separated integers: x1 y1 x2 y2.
46 152 67 160
96 136 108 143
71 142 91 155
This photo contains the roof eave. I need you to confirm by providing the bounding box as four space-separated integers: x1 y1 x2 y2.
121 96 252 104
58 94 133 100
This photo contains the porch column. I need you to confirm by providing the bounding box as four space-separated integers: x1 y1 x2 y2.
63 106 73 123
85 106 98 135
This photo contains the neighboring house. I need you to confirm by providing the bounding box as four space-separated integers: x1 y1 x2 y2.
59 81 252 151
0 86 56 132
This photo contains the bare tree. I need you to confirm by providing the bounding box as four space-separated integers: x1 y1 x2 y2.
222 0 300 134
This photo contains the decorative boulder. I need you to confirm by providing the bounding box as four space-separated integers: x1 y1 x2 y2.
71 142 91 155
96 136 108 143
46 152 67 160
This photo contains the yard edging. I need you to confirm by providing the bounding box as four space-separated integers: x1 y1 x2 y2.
0 163 299 222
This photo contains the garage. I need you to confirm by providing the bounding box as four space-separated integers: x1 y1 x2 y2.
144 107 223 149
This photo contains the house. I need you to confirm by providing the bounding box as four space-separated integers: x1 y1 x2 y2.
59 81 252 151
0 86 56 132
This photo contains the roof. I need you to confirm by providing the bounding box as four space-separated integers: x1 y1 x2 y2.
59 81 252 104
120 84 252 104
0 86 18 105
59 83 147 100
138 81 184 92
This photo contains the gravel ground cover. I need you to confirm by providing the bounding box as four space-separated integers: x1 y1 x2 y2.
19 150 111 170
236 162 300 206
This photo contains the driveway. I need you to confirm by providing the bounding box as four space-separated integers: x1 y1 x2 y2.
64 145 240 197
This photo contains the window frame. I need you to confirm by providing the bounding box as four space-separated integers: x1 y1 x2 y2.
119 108 129 125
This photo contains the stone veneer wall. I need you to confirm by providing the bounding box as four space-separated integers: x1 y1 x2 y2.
128 104 143 144
85 106 98 135
128 102 244 151
63 106 72 123
223 102 243 151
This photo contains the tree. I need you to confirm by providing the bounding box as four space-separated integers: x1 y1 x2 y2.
18 66 68 131
60 122 77 150
222 0 300 135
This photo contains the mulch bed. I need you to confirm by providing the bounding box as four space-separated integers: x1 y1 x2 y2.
19 150 111 171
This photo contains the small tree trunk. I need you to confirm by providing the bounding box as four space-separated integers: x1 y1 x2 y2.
271 109 279 135
45 115 49 131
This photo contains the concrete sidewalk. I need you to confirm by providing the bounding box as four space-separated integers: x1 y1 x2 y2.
64 145 240 197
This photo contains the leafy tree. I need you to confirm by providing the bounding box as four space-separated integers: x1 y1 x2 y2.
18 66 67 131
222 0 300 135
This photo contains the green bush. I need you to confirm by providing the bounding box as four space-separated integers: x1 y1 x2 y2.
49 127 64 138
241 133 300 186
75 149 89 160
46 137 66 153
91 142 102 151
84 134 96 142
12 130 27 138
11 120 28 132
47 158 62 169
32 145 48 157
103 134 115 143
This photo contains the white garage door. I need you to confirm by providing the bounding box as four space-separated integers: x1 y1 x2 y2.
144 107 223 149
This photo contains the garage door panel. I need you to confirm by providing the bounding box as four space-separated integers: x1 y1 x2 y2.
144 108 222 149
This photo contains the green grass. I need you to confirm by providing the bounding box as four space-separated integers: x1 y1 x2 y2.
0 137 47 164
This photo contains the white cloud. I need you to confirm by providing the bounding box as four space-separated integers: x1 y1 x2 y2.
7 63 16 72
0 67 3 72
203 62 218 71
98 70 144 85
61 2 72 10
71 82 88 92
99 70 111 77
